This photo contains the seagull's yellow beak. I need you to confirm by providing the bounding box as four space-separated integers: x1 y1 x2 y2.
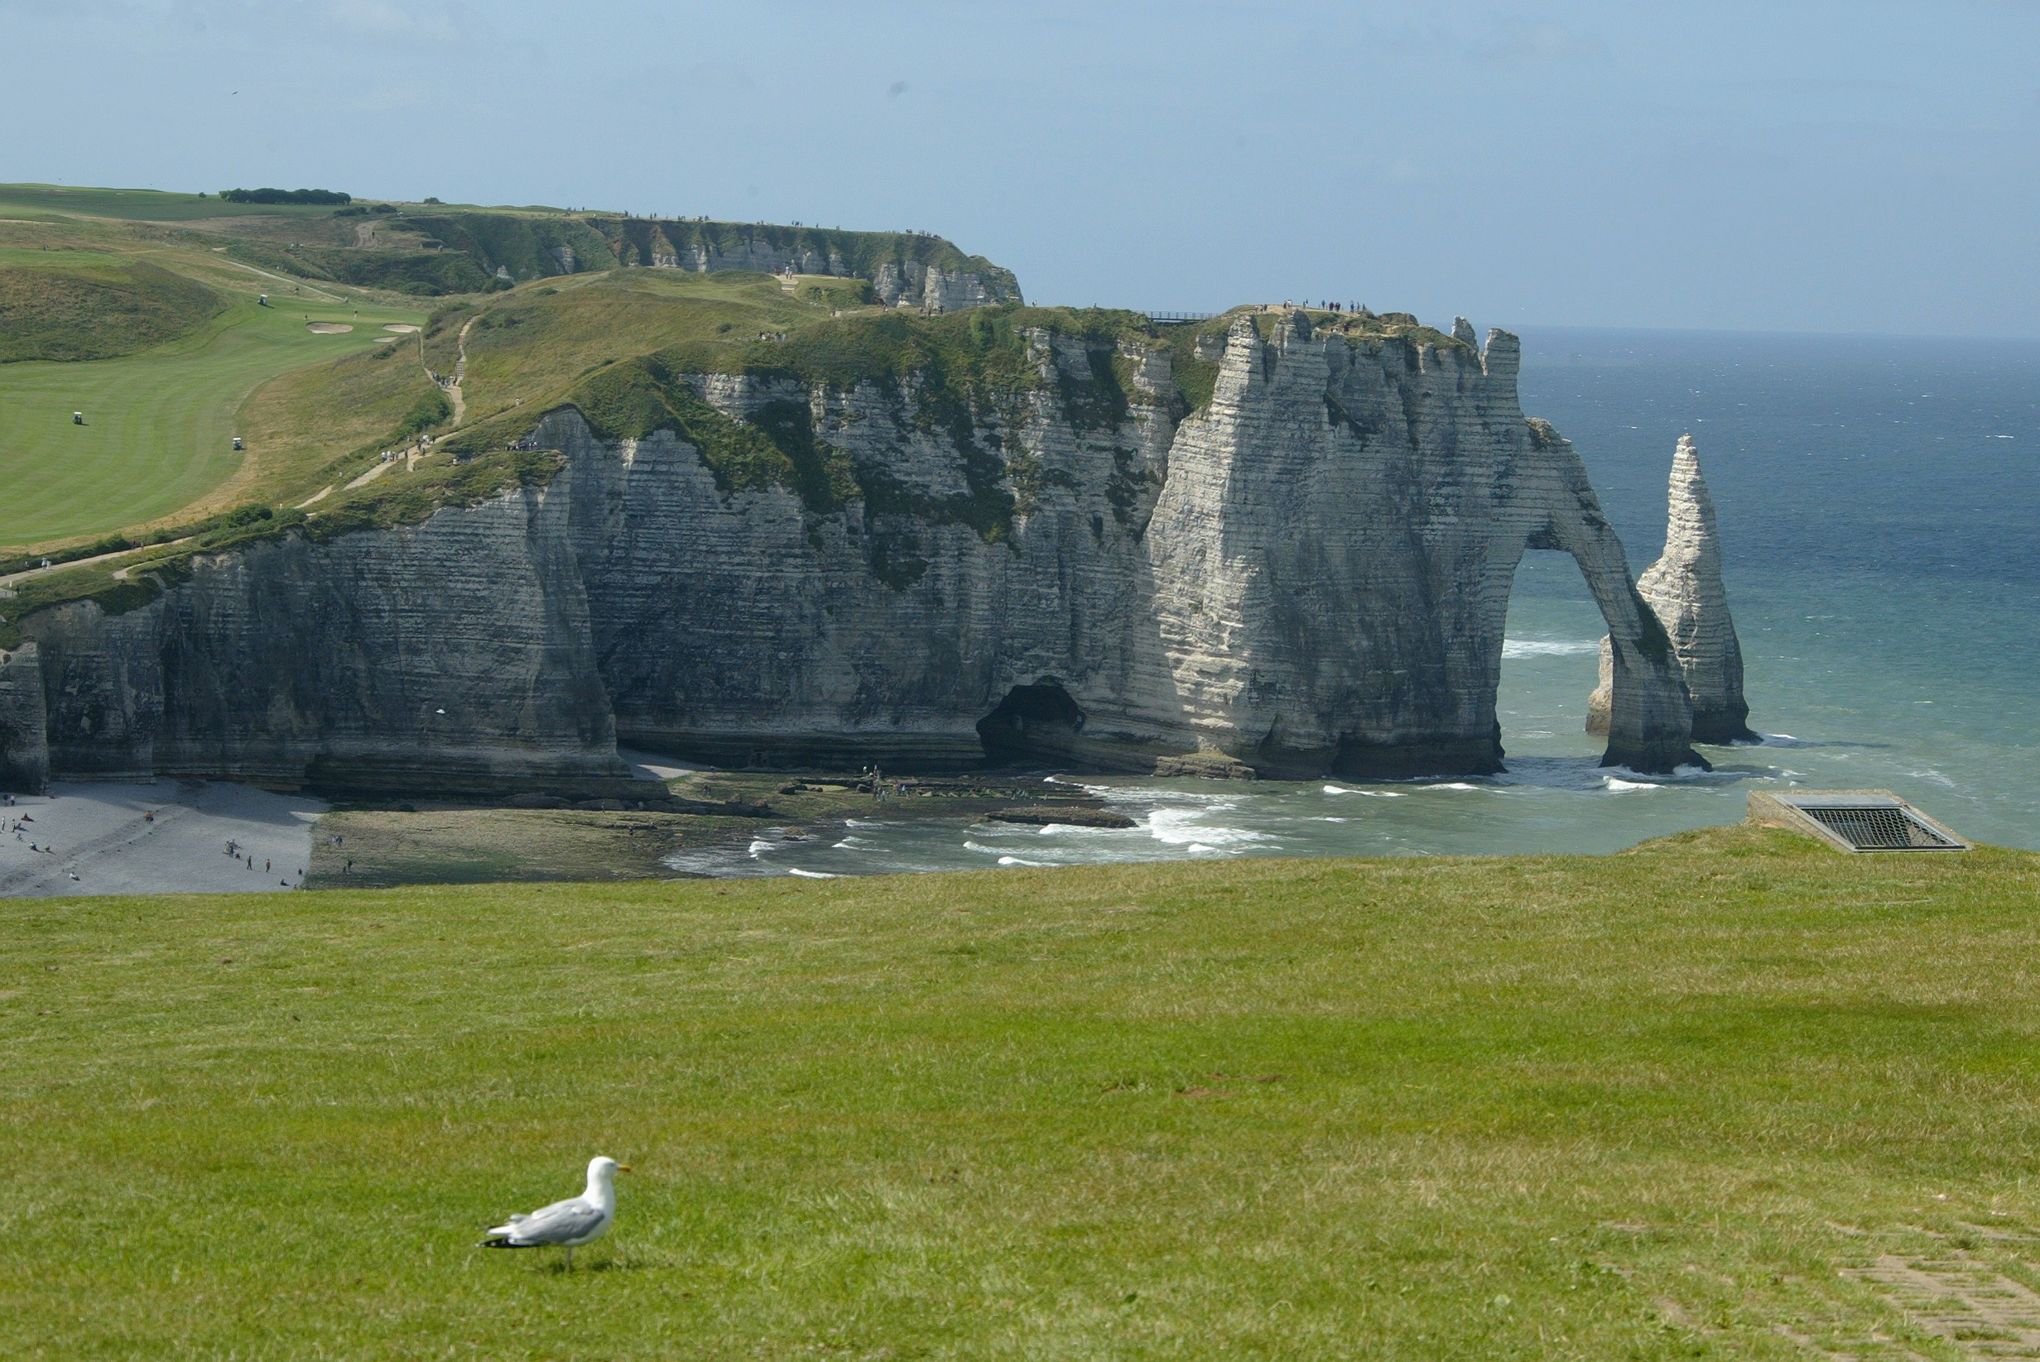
617 1164 634 1174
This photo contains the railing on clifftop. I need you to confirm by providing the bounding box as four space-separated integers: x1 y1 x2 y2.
1146 311 1217 327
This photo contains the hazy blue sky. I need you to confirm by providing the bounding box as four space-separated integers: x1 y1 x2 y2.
6 1 2036 336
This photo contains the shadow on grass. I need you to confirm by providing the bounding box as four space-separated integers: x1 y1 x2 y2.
542 1251 654 1275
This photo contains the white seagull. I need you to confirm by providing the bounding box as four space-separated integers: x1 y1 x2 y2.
481 1156 631 1269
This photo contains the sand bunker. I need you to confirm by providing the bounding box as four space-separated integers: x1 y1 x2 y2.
306 322 353 334
383 323 420 333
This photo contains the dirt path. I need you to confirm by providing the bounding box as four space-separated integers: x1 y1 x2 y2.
341 316 480 492
221 258 346 304
0 538 192 589
441 312 477 425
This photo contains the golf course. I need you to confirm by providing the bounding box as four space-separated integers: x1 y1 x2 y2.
5 827 2038 1359
0 285 424 543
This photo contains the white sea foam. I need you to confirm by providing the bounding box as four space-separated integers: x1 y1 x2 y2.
1146 806 1268 849
998 855 1054 867
1096 785 1237 807
787 867 837 879
1502 638 1601 658
963 840 1005 856
746 839 777 857
1425 782 1480 791
844 818 890 829
1603 776 1658 792
1309 816 1350 823
832 836 873 850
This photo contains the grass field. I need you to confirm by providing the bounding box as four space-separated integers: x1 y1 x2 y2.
5 827 2038 1359
0 184 355 223
0 288 425 545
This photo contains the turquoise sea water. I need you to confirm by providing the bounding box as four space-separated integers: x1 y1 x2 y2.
671 328 2039 876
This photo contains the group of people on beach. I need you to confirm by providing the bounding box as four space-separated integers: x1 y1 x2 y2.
7 809 50 853
5 796 66 876
223 839 302 888
1 790 308 890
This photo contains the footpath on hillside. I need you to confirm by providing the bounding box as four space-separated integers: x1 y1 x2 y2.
344 313 478 491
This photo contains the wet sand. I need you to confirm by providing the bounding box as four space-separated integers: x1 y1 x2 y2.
0 780 325 897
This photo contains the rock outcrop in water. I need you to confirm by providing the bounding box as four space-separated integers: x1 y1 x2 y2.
0 309 1710 796
1588 432 1753 744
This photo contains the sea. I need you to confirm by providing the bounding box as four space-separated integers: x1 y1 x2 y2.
670 327 2039 877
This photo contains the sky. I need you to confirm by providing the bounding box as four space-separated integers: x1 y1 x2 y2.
4 0 2036 337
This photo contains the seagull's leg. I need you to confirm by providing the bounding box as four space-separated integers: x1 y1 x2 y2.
564 1246 574 1272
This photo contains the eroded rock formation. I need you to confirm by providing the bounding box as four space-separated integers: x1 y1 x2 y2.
0 311 1710 796
1588 433 1753 744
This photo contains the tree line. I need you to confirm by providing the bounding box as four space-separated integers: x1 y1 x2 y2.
218 188 352 205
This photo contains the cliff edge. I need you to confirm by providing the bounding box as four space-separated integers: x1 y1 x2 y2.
0 307 1715 795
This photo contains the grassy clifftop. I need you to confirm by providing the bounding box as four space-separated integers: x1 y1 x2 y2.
4 827 2038 1357
0 253 227 362
0 179 1485 638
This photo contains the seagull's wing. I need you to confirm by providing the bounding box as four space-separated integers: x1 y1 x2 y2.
486 1195 607 1246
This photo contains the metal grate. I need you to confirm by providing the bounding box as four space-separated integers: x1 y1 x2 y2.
1800 804 1962 851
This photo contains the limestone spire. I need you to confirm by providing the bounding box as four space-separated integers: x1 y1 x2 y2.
1600 434 1754 743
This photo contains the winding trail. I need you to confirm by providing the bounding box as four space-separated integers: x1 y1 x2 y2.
342 313 479 491
0 537 193 590
441 313 477 425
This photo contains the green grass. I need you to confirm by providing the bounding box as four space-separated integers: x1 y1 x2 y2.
0 290 425 545
0 252 226 361
4 827 2039 1358
0 184 352 223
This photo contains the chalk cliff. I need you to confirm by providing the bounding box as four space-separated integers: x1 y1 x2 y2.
0 645 47 793
1588 433 1753 744
0 310 1709 795
597 218 1020 312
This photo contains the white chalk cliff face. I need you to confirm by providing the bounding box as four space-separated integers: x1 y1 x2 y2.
0 312 1717 795
1588 433 1753 744
596 218 1021 313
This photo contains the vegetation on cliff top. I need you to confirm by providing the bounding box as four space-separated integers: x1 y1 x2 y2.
0 179 1492 630
5 826 2039 1357
0 253 227 362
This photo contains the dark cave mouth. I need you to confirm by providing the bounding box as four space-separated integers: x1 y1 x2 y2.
976 681 1086 762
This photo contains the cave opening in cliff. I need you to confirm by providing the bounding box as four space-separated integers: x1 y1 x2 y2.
1497 548 1611 768
976 682 1086 766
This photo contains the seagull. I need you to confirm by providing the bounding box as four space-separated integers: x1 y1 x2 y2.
480 1156 630 1269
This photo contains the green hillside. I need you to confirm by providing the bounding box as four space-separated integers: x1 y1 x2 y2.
0 289 425 546
3 827 2037 1358
0 252 227 362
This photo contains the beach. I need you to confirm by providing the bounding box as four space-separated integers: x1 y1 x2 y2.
0 779 324 897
